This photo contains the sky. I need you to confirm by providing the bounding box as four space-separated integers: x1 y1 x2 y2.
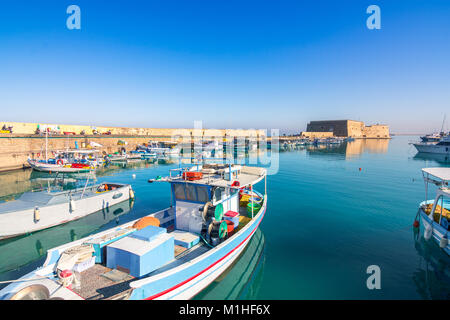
0 0 449 134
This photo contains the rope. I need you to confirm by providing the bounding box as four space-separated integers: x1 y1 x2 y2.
0 276 52 284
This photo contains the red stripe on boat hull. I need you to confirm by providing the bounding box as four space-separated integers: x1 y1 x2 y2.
144 209 265 300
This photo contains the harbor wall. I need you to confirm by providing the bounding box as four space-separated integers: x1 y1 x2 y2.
0 121 265 138
0 122 266 172
299 132 334 139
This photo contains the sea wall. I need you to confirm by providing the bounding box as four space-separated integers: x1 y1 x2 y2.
0 123 266 172
299 132 334 139
0 121 266 138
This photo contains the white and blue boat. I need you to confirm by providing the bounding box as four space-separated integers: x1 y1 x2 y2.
416 167 450 255
0 163 267 300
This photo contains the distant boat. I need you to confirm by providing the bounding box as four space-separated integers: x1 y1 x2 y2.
420 115 448 142
0 181 134 240
413 136 450 155
27 159 95 173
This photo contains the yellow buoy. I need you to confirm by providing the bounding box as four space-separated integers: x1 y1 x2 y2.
34 207 40 222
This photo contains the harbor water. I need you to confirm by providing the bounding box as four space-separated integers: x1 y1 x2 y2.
0 136 449 299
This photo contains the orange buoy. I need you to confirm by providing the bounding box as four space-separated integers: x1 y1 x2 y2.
132 216 161 230
359 168 362 171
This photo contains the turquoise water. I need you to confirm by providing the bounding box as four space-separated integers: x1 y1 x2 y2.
1 136 449 299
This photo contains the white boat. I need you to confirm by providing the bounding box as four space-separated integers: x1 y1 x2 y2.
107 154 127 162
130 149 157 160
147 141 180 157
27 159 95 173
55 149 104 168
0 181 134 240
126 154 143 160
0 163 267 300
413 136 450 154
415 167 450 255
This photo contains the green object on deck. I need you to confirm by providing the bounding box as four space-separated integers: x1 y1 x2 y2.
247 202 261 216
214 203 224 221
219 221 227 239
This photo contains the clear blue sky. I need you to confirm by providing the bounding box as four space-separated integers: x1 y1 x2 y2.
0 0 449 133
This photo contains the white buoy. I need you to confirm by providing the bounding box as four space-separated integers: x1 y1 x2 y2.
440 235 448 248
70 199 76 212
34 207 40 222
424 225 432 241
132 174 136 179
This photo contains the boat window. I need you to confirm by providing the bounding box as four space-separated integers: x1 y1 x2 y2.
173 184 186 200
185 184 197 201
213 187 223 202
196 186 209 203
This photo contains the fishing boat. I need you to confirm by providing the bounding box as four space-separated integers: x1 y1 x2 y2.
55 149 104 168
107 153 128 162
0 163 267 300
147 141 180 157
412 136 450 155
126 154 143 161
414 168 450 255
130 148 157 160
0 178 135 240
193 228 265 300
27 159 96 173
0 199 134 275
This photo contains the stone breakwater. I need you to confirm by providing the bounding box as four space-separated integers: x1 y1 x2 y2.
0 127 267 172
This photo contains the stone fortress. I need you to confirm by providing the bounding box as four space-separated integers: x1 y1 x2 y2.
301 120 390 139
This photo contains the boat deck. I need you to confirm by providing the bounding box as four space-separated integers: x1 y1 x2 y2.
69 204 255 300
72 244 191 300
72 264 135 300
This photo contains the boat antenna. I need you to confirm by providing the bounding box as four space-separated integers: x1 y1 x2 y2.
440 114 446 134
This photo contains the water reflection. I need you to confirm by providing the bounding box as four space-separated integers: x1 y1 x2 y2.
193 229 265 300
0 199 134 274
345 139 390 156
0 169 88 200
280 139 390 159
412 229 450 299
412 152 450 166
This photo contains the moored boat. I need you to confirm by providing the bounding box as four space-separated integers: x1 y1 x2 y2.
0 181 135 240
415 167 450 255
0 162 267 300
412 136 450 155
27 159 95 173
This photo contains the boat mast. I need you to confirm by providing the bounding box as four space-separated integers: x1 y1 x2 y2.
45 128 48 162
440 114 446 135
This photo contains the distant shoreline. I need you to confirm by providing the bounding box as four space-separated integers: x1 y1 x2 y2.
390 133 423 136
